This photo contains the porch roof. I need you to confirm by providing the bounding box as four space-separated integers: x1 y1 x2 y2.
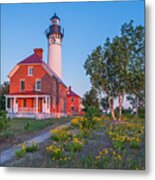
5 91 51 98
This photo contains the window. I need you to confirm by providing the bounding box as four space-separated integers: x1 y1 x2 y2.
71 106 74 112
23 99 26 107
20 80 25 91
28 67 33 76
35 79 41 91
52 19 57 25
71 97 74 102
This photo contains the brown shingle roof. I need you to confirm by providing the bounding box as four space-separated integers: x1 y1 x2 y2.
18 54 42 65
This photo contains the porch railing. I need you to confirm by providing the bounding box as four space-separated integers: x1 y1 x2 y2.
18 107 37 113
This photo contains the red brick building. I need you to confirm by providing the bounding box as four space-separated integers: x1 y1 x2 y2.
66 86 83 116
5 13 83 119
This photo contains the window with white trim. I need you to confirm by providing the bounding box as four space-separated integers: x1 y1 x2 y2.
35 79 41 91
28 67 33 76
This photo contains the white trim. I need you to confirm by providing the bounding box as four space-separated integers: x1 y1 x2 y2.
36 97 38 114
8 65 20 78
5 94 50 98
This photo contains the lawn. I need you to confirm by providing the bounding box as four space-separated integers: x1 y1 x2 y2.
5 115 145 170
0 117 72 151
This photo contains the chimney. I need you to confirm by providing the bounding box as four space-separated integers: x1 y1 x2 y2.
68 86 71 93
34 48 43 60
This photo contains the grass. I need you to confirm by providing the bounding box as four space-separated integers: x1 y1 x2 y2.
5 115 145 170
0 117 72 151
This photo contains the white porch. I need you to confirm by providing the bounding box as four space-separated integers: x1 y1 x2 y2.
5 94 51 119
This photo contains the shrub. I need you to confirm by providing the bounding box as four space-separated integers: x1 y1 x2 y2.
79 106 101 133
47 143 65 160
0 110 10 137
24 121 30 130
15 143 26 158
113 139 125 150
71 116 84 127
65 138 84 152
130 141 140 149
15 148 26 158
26 143 38 152
50 128 72 142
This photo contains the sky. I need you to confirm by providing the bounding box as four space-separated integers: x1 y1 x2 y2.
1 0 144 97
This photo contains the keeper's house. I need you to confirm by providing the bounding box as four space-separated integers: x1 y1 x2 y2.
5 13 83 119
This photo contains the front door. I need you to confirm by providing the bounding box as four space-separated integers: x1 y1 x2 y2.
38 98 42 113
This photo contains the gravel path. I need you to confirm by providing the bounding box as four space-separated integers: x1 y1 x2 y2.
0 122 70 165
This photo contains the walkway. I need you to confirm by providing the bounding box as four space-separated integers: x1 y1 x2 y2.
0 122 70 165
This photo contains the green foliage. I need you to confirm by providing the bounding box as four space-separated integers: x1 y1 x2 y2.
113 140 125 150
0 81 10 111
15 148 26 158
82 88 100 112
47 143 65 160
65 140 83 152
130 141 139 149
80 106 101 134
24 121 30 130
26 143 39 152
100 97 109 114
0 110 10 137
84 20 144 119
50 128 72 142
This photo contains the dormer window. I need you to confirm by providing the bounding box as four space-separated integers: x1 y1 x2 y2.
35 79 41 91
28 67 33 76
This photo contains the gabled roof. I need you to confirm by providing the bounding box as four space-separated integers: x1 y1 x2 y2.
8 52 67 88
18 54 42 65
67 89 81 98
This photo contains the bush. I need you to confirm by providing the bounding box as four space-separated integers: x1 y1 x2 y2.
0 110 10 137
65 138 84 152
80 106 101 133
71 116 84 127
47 143 65 160
15 143 26 158
24 121 30 130
50 128 72 142
130 141 140 149
26 143 38 152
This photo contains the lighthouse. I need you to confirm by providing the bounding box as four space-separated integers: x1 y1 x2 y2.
46 13 64 79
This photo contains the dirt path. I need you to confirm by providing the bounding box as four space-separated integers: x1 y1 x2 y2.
0 122 70 165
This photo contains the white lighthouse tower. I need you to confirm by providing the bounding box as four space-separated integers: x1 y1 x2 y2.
46 13 64 79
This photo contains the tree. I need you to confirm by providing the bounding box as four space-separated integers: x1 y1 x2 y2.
84 39 117 120
84 20 144 120
122 22 145 116
82 88 100 112
100 96 109 114
0 81 10 111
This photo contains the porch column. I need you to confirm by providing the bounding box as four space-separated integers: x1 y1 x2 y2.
5 96 8 111
45 96 48 113
49 97 51 114
10 98 12 113
14 97 16 113
36 97 38 114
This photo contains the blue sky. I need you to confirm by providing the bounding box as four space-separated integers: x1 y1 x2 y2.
1 1 144 97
